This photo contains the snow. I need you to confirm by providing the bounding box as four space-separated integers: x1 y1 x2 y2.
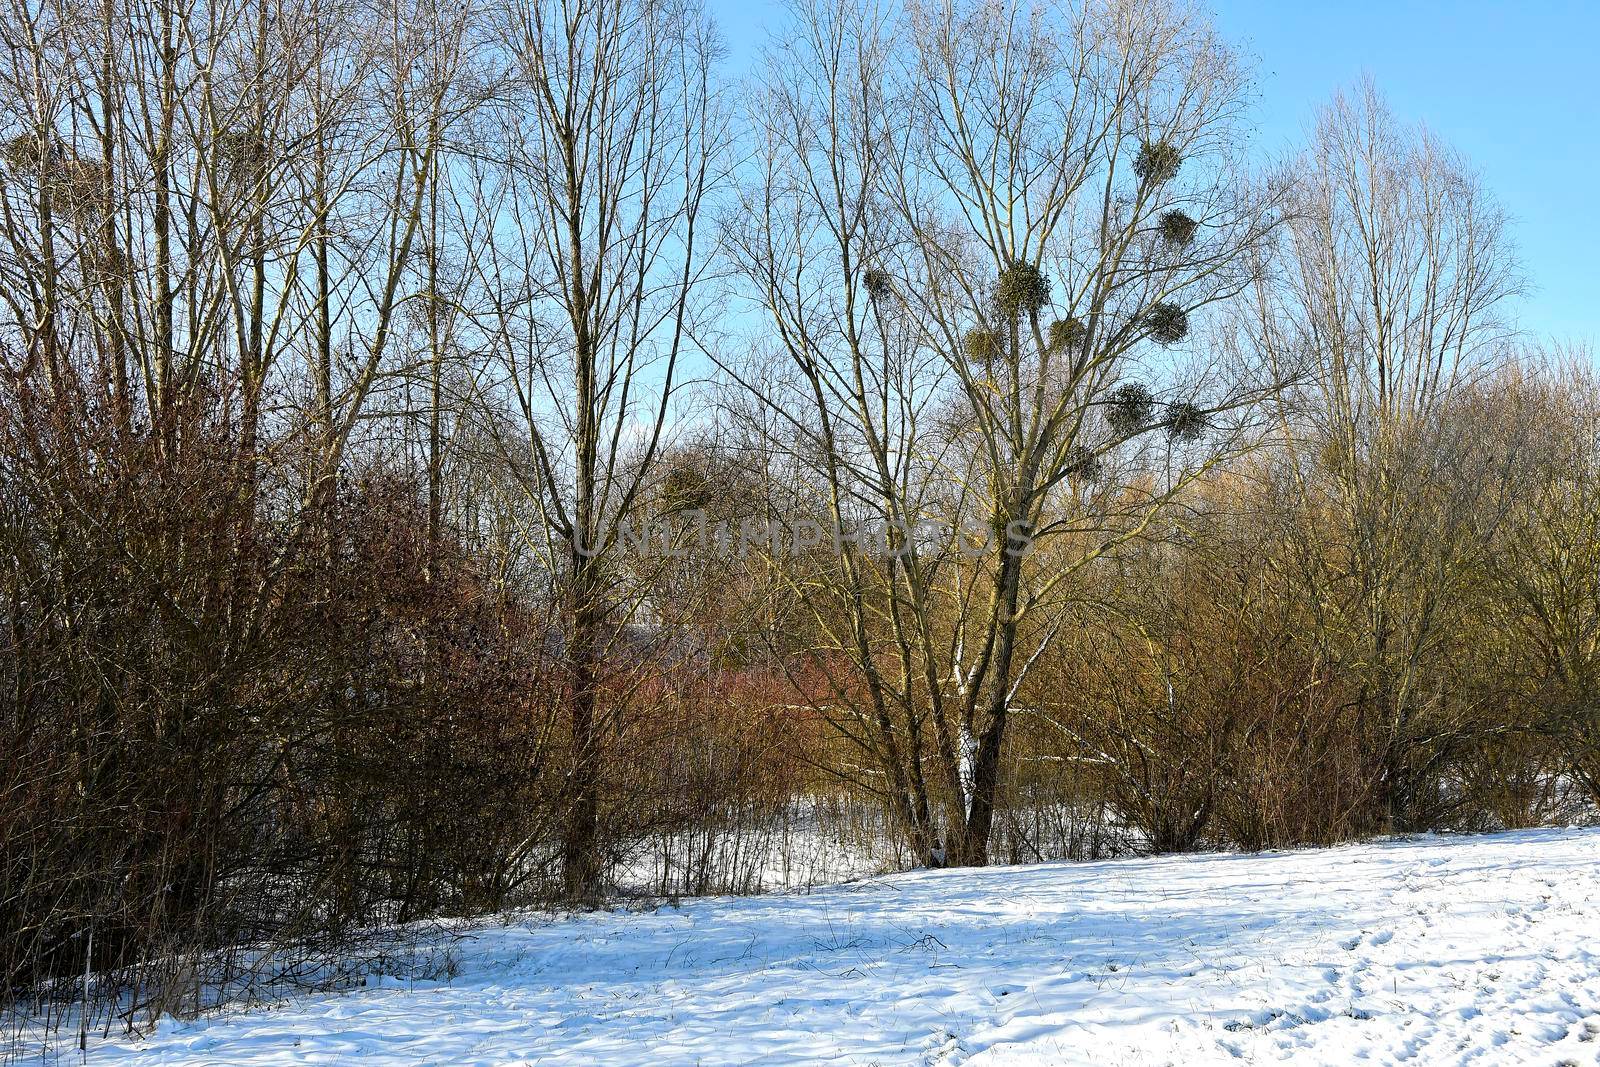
612 812 889 896
57 827 1600 1065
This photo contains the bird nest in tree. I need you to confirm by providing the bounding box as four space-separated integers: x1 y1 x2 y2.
216 128 270 183
0 135 46 171
1106 382 1154 434
1133 139 1182 184
2 137 113 222
1144 302 1189 345
963 327 1003 365
1158 210 1197 246
48 158 112 221
1049 317 1086 353
86 243 131 283
995 260 1050 318
405 288 455 333
660 463 716 513
1165 401 1208 441
863 269 892 301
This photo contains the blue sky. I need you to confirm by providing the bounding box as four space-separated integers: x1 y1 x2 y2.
710 0 1598 346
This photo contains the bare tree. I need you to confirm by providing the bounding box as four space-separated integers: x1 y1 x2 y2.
726 0 1286 866
1268 79 1522 828
473 0 726 900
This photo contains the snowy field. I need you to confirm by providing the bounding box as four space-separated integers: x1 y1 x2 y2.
50 827 1600 1066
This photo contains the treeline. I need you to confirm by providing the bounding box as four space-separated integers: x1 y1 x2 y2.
1 0 1596 1040
1018 362 1600 854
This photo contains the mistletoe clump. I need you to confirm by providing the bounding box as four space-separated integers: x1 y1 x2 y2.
1048 316 1087 353
1144 301 1189 345
1106 382 1154 434
1063 444 1102 481
1165 401 1208 441
1133 139 1182 184
994 260 1051 319
963 327 1000 365
1158 209 1198 246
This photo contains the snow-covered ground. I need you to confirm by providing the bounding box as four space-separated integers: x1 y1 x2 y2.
58 827 1600 1065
